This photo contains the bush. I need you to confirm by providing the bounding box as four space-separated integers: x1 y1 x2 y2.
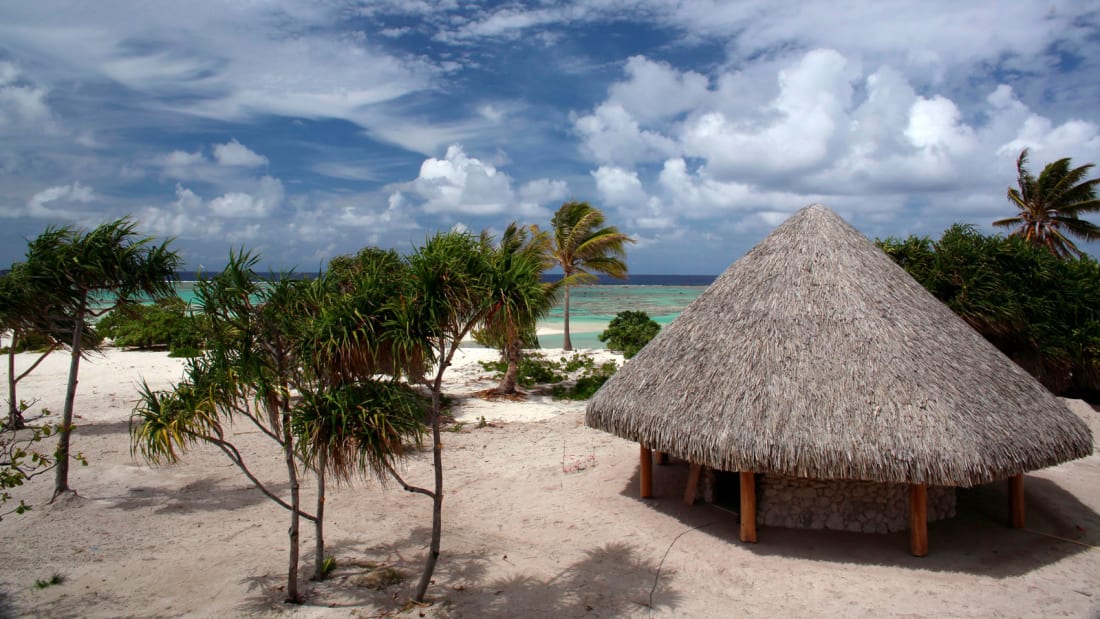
878 226 1100 399
551 359 618 400
97 297 204 354
598 311 660 359
478 352 564 387
478 352 618 399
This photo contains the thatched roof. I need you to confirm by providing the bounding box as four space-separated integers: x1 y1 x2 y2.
586 204 1093 487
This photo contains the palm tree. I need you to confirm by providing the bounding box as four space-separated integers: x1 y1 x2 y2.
994 148 1100 259
481 223 559 395
546 201 634 350
21 219 179 500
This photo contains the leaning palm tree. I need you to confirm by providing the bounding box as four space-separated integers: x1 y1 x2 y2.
546 201 634 351
22 219 180 500
481 223 560 395
994 148 1100 259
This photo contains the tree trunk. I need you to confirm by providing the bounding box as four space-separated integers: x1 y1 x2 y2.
6 343 24 430
493 339 522 395
562 284 572 352
312 458 326 581
53 304 85 500
413 373 446 602
283 415 302 603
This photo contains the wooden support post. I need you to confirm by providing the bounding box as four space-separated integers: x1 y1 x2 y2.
1009 474 1025 528
702 468 715 504
683 463 703 505
740 471 757 543
909 483 928 557
655 451 669 465
640 446 653 499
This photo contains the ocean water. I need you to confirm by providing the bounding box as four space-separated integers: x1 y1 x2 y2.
169 275 713 351
538 283 707 349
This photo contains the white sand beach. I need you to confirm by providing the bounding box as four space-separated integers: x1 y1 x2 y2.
2 346 1100 617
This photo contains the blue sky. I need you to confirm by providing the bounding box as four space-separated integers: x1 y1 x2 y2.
1 1 1098 275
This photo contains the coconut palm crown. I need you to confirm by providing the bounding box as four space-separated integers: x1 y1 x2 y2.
994 148 1100 259
546 201 634 351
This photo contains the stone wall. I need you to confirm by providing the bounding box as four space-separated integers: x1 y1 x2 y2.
757 474 956 533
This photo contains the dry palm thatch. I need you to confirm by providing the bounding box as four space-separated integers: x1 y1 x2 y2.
586 205 1092 487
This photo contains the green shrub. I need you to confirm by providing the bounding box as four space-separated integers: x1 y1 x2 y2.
479 351 618 399
878 226 1100 399
98 297 204 354
478 352 565 387
551 359 618 400
598 310 660 359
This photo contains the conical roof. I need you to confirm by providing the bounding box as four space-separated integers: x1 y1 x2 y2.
586 204 1093 486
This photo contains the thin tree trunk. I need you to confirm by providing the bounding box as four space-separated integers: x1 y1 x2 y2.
283 414 302 603
494 339 521 394
562 284 572 351
7 337 56 430
313 458 326 581
7 343 23 430
53 303 85 500
413 370 446 602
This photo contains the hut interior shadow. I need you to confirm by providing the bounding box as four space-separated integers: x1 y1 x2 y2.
620 461 1099 578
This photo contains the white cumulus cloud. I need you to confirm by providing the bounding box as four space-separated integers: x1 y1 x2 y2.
208 176 284 218
26 181 95 218
407 144 561 218
213 139 268 167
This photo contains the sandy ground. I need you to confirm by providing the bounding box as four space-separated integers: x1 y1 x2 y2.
2 345 1100 618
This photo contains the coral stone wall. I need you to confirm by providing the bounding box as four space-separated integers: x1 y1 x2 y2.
758 474 956 533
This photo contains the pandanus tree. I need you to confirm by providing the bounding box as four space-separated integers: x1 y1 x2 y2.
132 250 429 602
20 218 180 500
133 251 316 601
388 228 552 601
392 231 494 603
0 263 64 430
479 223 559 395
994 148 1100 259
547 201 634 350
292 248 429 581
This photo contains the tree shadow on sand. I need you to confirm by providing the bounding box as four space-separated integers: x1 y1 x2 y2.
103 478 278 514
0 583 16 619
67 419 131 437
448 541 683 618
232 527 682 617
619 459 1100 578
233 526 462 614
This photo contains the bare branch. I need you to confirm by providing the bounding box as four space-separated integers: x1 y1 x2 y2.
384 461 435 499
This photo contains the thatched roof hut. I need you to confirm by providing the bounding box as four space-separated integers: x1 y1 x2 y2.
585 204 1093 554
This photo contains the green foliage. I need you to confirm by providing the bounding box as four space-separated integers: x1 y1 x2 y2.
550 358 619 400
1 409 74 521
98 297 204 354
878 226 1100 398
292 381 427 480
994 148 1100 259
1 331 55 354
320 555 337 579
598 310 660 358
479 351 618 399
479 352 564 386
